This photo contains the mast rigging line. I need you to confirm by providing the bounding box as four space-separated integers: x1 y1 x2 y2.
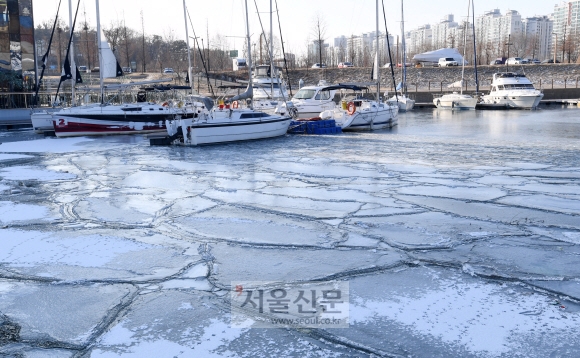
381 0 398 102
185 5 215 98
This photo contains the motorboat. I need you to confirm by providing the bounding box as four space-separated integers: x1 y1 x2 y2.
290 83 337 118
319 84 399 131
480 72 543 109
433 92 477 110
252 65 288 101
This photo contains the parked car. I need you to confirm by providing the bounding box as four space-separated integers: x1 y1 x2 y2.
311 63 327 69
525 59 541 64
489 59 504 65
91 67 100 73
78 65 87 73
122 67 132 73
163 67 174 73
397 62 413 67
506 57 528 65
437 57 459 67
541 59 560 64
337 62 353 68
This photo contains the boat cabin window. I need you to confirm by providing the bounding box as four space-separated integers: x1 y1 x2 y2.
240 112 270 119
293 89 317 99
315 90 331 100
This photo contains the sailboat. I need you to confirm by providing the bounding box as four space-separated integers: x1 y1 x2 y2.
151 0 291 146
433 0 477 110
44 0 188 137
319 0 399 130
387 0 415 112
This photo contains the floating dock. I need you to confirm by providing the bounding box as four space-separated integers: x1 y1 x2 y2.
287 119 342 134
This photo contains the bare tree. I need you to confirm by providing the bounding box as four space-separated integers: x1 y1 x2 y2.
310 12 327 66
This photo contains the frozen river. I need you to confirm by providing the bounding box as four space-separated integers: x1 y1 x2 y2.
0 107 579 357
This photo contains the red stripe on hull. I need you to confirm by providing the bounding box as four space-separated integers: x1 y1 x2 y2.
53 121 167 137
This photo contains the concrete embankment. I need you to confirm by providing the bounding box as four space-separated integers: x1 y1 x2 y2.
214 64 580 102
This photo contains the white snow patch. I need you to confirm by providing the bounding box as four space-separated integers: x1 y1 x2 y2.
0 153 33 161
0 201 54 223
0 229 153 268
93 319 244 357
0 166 76 181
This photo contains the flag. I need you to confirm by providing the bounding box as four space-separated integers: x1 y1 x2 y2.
75 66 83 84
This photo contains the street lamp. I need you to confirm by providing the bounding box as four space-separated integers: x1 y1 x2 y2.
552 32 557 63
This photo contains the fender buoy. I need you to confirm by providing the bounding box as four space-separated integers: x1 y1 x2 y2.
162 102 169 107
347 101 356 115
232 100 239 109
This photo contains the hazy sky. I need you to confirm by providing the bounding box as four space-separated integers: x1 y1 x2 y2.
32 0 557 55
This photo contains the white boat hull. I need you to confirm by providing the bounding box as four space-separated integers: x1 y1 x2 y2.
433 94 477 110
331 105 399 131
31 111 55 133
169 115 291 146
481 93 544 109
388 95 415 112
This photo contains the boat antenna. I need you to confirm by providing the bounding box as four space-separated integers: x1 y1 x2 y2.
381 0 398 102
275 0 292 97
54 0 81 105
471 0 479 94
186 7 215 97
34 0 62 107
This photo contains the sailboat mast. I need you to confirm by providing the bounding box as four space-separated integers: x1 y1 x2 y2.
472 0 479 94
183 0 193 95
401 0 406 96
68 0 76 106
375 0 380 101
460 0 469 95
95 0 104 103
270 0 274 99
244 0 253 109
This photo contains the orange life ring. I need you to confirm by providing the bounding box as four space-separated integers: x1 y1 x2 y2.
232 100 239 109
162 102 169 107
347 101 356 115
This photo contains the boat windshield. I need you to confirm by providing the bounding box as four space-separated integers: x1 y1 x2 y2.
293 89 317 99
498 84 535 90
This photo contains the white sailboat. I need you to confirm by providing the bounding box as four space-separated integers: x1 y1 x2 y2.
319 0 399 130
433 0 477 110
153 0 291 146
387 0 415 112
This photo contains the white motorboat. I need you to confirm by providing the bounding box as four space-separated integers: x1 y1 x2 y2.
319 84 399 131
252 65 288 101
480 72 543 109
433 92 478 110
290 84 337 118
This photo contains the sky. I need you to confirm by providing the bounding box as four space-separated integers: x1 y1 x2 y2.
31 0 557 56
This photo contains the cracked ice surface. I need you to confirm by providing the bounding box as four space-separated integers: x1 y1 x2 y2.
0 108 580 357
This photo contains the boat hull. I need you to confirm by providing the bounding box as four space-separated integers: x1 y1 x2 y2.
433 95 477 110
481 93 544 109
172 116 292 145
334 106 399 131
388 96 415 112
